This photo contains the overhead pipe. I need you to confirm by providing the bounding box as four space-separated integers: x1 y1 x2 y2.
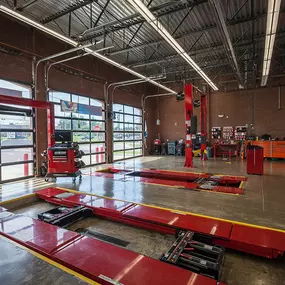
141 92 176 156
111 76 166 103
45 45 113 94
33 43 93 97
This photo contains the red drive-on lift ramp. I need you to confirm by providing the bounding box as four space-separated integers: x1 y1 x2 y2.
94 167 246 195
0 196 224 285
36 188 285 259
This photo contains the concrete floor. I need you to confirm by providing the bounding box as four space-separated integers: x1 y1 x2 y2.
0 237 89 285
2 156 285 285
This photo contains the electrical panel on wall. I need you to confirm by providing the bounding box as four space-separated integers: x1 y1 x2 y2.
222 126 234 142
212 127 222 139
235 126 247 141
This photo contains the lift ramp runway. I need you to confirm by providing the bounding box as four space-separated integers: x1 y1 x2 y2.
90 167 246 195
0 206 220 285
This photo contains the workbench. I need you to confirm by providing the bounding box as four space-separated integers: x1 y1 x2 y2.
213 143 239 159
252 141 285 158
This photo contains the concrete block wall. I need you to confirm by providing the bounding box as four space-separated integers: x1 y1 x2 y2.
156 83 285 143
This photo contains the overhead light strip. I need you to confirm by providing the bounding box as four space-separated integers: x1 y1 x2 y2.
0 5 176 94
261 0 281 86
126 0 218 91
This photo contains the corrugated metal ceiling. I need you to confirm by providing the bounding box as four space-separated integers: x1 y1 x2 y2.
0 0 284 89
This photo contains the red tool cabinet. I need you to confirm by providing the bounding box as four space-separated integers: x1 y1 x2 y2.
247 146 264 175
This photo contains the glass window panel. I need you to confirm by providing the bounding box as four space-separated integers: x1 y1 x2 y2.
81 155 90 165
124 105 133 114
1 132 33 146
72 120 90 131
91 112 105 121
2 163 33 181
91 99 103 107
55 118 71 130
134 116 142 124
134 133 142 140
113 132 124 141
49 91 70 103
135 141 142 148
124 123 134 131
72 112 89 119
78 144 90 154
134 148 142 156
114 112 124 122
54 104 71 117
91 121 105 131
91 132 105 142
91 143 105 153
134 124 142 131
0 114 32 129
124 114 134 123
114 151 124 160
91 154 105 164
79 96 89 105
134 108 142 116
114 142 124 151
1 147 33 164
113 104 123 113
73 132 90 142
125 133 134 140
0 79 31 99
125 141 134 150
113 123 124 131
125 149 134 158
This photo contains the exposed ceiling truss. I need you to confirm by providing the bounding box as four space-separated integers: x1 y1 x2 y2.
1 0 285 91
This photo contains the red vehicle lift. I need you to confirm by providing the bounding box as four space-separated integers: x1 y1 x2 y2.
35 187 285 260
93 167 246 195
184 84 208 167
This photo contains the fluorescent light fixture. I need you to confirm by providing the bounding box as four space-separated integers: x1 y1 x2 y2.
261 0 281 86
0 5 176 94
126 0 219 91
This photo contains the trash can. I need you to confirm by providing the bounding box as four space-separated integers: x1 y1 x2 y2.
247 145 264 175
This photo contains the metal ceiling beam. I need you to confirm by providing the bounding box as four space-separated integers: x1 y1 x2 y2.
40 0 95 24
129 32 285 68
79 0 208 41
210 0 243 86
15 0 40 11
107 10 285 57
93 0 111 28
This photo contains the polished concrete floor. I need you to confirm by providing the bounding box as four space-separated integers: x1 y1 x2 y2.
1 156 285 230
1 156 285 285
0 237 89 285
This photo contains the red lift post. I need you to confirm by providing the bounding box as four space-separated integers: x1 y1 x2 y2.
184 84 194 168
184 84 208 167
200 93 208 161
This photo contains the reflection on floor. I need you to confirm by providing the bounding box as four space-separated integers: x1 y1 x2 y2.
2 156 285 231
0 236 89 285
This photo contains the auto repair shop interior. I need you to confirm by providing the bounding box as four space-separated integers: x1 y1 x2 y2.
0 1 285 285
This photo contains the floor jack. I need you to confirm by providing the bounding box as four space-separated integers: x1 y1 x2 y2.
38 205 224 281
